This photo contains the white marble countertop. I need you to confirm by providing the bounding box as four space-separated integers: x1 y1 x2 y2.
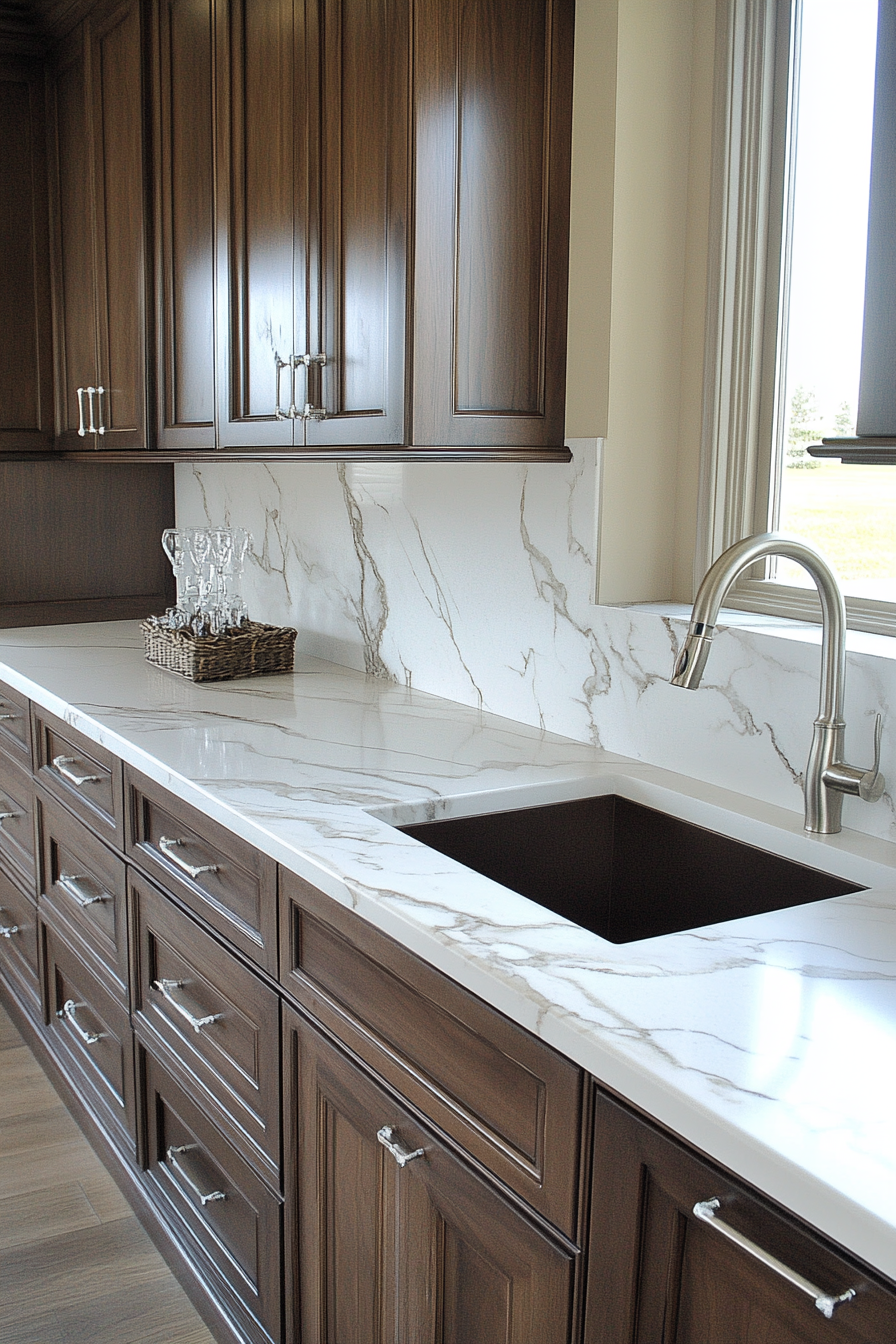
2 621 896 1282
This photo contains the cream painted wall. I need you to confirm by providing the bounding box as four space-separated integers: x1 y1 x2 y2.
565 0 717 605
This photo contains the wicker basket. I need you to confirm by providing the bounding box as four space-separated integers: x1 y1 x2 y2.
141 620 297 682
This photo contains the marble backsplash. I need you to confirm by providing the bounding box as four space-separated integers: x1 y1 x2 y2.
175 440 896 844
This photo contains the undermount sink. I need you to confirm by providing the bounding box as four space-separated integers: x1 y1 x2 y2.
399 795 865 944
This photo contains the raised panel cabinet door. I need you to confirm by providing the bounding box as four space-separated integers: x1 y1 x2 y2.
0 58 54 452
215 0 298 448
88 0 148 449
152 0 217 450
305 0 409 446
411 0 574 449
284 1006 576 1344
49 24 99 450
586 1089 896 1344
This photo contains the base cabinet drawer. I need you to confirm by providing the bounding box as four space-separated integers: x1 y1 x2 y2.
41 919 136 1159
34 710 124 848
0 751 36 893
586 1088 896 1344
0 864 39 1015
141 1050 282 1344
0 678 30 767
130 871 281 1186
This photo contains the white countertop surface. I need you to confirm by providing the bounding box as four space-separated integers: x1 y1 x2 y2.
2 621 896 1281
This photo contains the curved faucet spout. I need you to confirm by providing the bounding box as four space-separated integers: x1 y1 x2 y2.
671 532 882 835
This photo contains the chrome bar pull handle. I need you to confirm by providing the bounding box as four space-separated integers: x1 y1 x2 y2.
288 354 299 419
166 1145 226 1205
76 387 88 436
58 872 110 908
0 703 20 722
693 1199 857 1318
274 355 289 419
158 836 220 880
96 385 105 435
57 998 104 1046
153 978 222 1033
377 1125 425 1168
86 386 97 434
0 804 17 827
52 755 102 787
0 909 19 938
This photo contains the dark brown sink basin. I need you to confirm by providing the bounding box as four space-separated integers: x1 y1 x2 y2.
400 795 865 943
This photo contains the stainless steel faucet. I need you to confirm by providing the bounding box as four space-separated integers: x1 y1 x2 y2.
671 532 884 834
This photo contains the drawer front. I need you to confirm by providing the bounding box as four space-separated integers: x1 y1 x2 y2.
34 710 123 848
0 751 36 892
0 678 30 768
42 920 136 1156
0 864 39 1012
142 1051 282 1344
279 869 583 1239
38 792 128 998
126 768 277 974
131 873 280 1184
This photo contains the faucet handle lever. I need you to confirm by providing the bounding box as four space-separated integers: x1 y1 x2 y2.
859 713 885 803
823 713 886 804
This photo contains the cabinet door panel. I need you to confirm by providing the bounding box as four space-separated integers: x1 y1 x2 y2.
216 0 297 447
90 0 147 448
51 30 98 449
0 58 54 452
308 0 408 446
153 0 217 449
586 1089 896 1344
412 0 573 447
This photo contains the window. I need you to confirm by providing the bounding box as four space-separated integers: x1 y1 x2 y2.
697 0 895 633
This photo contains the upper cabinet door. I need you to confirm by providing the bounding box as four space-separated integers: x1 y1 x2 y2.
215 0 298 449
49 0 148 451
152 0 217 451
411 0 574 449
305 0 409 447
0 57 54 452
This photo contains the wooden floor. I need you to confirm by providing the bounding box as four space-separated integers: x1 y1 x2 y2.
0 1000 215 1344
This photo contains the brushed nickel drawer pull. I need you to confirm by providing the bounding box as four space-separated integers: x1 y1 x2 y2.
693 1199 857 1318
58 872 110 908
166 1144 227 1205
153 978 222 1032
96 385 106 435
56 998 104 1046
158 836 220 879
76 386 87 436
52 755 102 787
0 703 20 721
0 804 18 826
0 909 19 938
377 1125 425 1167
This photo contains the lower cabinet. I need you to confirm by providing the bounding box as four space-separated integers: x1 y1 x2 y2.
283 1003 577 1344
586 1089 896 1344
0 861 40 1019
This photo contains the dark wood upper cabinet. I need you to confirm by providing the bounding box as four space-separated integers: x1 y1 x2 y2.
411 0 574 449
48 0 148 451
214 0 409 450
151 0 216 451
0 56 54 452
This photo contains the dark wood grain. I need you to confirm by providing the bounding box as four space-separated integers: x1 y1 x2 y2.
34 707 124 848
0 57 54 449
284 1004 577 1344
0 864 39 1014
280 866 583 1239
0 749 37 892
586 1087 896 1344
0 677 31 766
152 0 216 449
0 458 175 630
411 0 573 447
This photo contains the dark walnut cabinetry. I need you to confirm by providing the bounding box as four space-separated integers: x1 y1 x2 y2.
47 0 148 451
4 689 896 1342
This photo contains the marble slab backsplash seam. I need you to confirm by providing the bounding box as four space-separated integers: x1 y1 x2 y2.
174 440 896 844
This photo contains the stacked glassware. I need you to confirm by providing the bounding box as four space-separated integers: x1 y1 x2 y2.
148 526 252 637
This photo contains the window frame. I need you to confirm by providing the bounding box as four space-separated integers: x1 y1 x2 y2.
695 0 896 637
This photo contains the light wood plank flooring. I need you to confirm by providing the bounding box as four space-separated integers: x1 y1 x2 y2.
0 1000 215 1344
